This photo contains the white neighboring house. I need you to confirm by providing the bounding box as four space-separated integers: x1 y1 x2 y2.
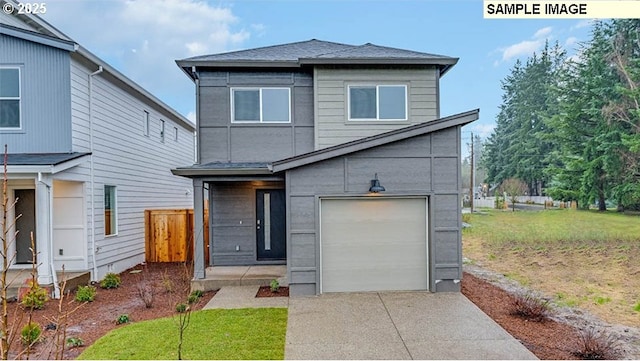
0 1 195 290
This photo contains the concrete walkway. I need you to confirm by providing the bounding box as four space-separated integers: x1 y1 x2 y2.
285 292 537 360
203 285 288 309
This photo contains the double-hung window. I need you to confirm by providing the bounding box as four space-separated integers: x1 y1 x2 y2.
349 85 407 121
232 88 290 123
0 67 21 129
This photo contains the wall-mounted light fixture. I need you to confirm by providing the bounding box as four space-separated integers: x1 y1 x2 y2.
369 173 385 193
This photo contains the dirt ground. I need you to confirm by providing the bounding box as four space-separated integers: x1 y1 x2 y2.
3 262 215 360
463 230 640 327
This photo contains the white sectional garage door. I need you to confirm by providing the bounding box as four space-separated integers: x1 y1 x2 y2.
320 197 428 293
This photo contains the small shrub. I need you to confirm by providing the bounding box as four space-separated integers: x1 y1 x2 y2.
21 282 49 310
66 337 84 348
21 322 42 346
573 328 620 360
175 303 188 313
594 296 611 305
116 314 130 325
461 213 471 224
136 282 154 308
270 279 280 293
634 301 640 312
100 272 121 289
511 293 550 322
187 290 203 304
75 285 97 302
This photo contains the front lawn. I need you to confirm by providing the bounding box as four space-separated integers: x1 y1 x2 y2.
78 308 288 360
463 209 640 327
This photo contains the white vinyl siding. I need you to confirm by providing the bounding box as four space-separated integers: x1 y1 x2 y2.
349 85 407 121
231 88 291 123
67 57 194 280
314 67 438 149
0 67 21 129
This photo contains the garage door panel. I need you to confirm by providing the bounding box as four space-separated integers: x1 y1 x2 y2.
320 197 428 293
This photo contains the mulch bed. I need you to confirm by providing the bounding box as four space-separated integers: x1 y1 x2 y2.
4 262 216 360
256 286 289 298
462 272 582 359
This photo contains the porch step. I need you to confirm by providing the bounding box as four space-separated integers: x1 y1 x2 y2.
5 271 91 301
191 265 287 292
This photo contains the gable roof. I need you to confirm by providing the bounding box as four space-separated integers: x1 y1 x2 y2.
1 0 194 131
270 109 479 173
176 39 458 79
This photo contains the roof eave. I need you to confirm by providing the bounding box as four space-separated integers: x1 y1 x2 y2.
299 57 459 67
171 167 273 177
0 24 76 51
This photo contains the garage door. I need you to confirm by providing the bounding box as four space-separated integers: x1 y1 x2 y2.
320 197 428 293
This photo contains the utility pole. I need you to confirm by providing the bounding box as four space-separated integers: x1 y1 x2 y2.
470 132 474 213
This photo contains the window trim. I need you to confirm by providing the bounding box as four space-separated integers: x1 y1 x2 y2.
0 66 22 130
160 119 165 142
104 185 118 237
230 87 291 123
347 84 408 122
143 110 150 136
173 126 178 141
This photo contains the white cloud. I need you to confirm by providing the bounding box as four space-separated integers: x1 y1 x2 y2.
497 26 555 63
565 36 578 47
186 111 196 123
42 0 254 117
571 19 594 31
472 123 496 139
533 26 553 39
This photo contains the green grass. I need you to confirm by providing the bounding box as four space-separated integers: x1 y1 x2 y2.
634 302 640 313
78 308 288 360
463 209 640 246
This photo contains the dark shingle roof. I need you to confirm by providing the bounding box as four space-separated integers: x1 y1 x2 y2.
176 39 458 76
7 152 90 166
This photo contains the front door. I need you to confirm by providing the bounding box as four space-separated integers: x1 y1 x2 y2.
256 189 286 261
15 189 36 264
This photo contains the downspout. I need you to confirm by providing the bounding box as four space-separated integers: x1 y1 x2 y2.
37 172 59 298
89 66 103 281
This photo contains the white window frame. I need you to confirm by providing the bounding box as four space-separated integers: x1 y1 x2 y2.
143 110 150 136
347 84 408 121
0 67 22 130
160 119 165 142
230 87 291 123
104 185 117 237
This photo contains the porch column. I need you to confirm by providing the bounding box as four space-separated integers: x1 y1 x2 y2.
193 179 205 279
35 174 53 285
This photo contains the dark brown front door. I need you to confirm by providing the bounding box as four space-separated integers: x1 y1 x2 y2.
15 189 36 264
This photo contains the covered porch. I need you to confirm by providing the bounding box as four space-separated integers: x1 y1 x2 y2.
172 162 287 284
3 153 91 292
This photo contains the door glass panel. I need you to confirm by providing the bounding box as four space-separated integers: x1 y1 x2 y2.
264 193 271 250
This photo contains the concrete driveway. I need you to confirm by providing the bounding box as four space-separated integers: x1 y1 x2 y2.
285 292 537 360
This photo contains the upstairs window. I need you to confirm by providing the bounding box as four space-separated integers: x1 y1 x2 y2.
0 68 21 129
349 85 407 121
232 88 290 123
160 119 165 142
143 110 150 136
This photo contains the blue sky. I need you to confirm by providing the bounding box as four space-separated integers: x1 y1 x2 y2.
42 0 594 142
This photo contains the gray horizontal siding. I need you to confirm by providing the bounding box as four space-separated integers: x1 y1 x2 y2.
314 67 439 149
209 181 284 266
0 34 72 153
287 126 463 295
197 71 314 163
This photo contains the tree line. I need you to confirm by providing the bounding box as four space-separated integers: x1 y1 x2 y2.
482 20 640 211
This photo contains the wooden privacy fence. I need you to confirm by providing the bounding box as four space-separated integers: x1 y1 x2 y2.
144 209 209 263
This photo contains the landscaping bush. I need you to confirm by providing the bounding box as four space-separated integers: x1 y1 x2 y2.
187 290 203 304
21 282 49 310
75 285 97 302
116 314 130 325
270 279 280 293
100 272 121 289
175 303 188 313
511 293 550 322
66 337 84 348
21 322 42 345
573 328 620 360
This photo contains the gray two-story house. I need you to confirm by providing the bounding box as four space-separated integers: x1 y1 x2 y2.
1 3 195 291
174 39 478 296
